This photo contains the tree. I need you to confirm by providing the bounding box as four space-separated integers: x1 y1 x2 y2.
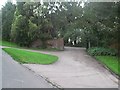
2 1 118 49
11 2 31 46
2 2 15 41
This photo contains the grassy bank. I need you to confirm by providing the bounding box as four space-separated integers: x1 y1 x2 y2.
95 56 120 75
0 40 62 51
88 47 120 76
87 47 119 76
3 48 58 64
0 41 19 47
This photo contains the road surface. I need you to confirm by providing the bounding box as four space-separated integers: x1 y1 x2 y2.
24 47 118 88
0 48 2 89
2 49 53 88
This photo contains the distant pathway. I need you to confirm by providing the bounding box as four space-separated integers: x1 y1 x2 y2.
1 48 53 88
23 47 118 88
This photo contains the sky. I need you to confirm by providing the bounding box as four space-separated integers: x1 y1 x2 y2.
0 0 7 9
0 0 16 9
0 0 85 9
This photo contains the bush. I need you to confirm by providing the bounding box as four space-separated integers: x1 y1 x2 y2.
88 47 117 56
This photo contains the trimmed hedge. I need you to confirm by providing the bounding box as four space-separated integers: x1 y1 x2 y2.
88 47 117 56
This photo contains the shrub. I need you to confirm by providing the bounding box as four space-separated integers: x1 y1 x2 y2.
88 47 117 56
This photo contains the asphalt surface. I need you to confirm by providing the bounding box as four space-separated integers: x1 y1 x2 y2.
24 47 118 88
2 49 53 88
1 46 118 88
0 48 2 90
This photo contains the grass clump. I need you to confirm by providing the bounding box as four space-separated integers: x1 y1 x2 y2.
3 48 58 64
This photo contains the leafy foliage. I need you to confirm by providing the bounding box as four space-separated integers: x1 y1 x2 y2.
88 47 117 56
2 2 16 41
2 1 119 49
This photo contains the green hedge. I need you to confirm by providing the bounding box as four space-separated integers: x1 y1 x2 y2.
88 47 117 56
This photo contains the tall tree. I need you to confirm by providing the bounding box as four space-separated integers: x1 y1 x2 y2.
2 2 15 41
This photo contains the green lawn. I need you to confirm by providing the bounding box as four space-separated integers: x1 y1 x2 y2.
0 41 18 47
95 56 120 75
0 40 62 51
3 48 58 64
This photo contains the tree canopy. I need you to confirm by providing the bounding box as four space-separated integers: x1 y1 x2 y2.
2 1 119 49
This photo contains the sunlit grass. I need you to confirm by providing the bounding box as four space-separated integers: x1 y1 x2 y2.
3 48 58 64
95 56 120 75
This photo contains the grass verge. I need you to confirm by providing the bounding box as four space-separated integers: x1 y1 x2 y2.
0 40 62 51
0 40 19 47
95 56 120 76
3 48 58 64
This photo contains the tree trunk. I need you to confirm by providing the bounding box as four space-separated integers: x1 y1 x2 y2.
88 41 91 49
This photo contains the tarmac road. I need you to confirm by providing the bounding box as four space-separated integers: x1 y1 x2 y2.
2 49 53 88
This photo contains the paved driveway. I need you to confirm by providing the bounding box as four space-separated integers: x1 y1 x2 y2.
24 47 118 88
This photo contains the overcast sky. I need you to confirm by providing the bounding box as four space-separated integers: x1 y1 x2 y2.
0 0 85 9
0 0 7 9
0 0 16 9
